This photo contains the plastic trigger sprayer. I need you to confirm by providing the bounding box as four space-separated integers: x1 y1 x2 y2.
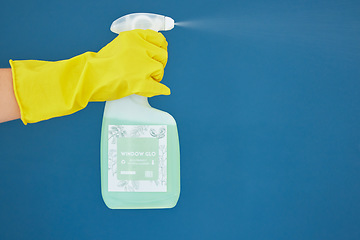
100 13 180 209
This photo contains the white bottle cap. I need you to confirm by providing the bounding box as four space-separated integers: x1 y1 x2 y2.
111 13 175 33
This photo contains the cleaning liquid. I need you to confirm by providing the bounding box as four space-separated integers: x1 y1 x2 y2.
100 13 180 209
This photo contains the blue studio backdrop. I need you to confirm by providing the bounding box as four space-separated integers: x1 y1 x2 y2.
1 0 360 239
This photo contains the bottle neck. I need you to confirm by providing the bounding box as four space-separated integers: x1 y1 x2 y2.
105 94 151 112
127 94 150 106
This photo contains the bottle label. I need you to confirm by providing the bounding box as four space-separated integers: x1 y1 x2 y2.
108 125 167 192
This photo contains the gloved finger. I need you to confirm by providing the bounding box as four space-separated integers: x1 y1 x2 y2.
136 81 171 97
146 47 168 68
146 58 165 82
140 30 168 50
151 64 164 82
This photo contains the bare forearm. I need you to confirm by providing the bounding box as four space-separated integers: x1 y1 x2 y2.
0 68 20 123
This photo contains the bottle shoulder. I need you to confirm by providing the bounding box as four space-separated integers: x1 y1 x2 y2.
104 101 176 125
151 107 176 125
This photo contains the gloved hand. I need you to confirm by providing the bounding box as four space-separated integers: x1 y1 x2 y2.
10 29 170 125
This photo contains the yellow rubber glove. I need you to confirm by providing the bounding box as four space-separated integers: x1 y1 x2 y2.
9 29 170 125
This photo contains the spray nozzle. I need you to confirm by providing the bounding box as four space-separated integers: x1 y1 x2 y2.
110 13 174 33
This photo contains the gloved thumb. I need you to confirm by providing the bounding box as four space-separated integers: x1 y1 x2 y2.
136 81 171 97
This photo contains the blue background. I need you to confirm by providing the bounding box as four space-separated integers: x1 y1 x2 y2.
1 0 360 239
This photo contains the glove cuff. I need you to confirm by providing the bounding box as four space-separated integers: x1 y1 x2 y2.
9 55 92 124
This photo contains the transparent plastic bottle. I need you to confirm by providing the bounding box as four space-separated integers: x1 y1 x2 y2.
100 13 180 209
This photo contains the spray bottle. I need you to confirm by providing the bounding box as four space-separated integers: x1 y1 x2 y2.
100 13 180 209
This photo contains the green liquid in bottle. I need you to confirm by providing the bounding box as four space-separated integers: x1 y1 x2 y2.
100 98 180 209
